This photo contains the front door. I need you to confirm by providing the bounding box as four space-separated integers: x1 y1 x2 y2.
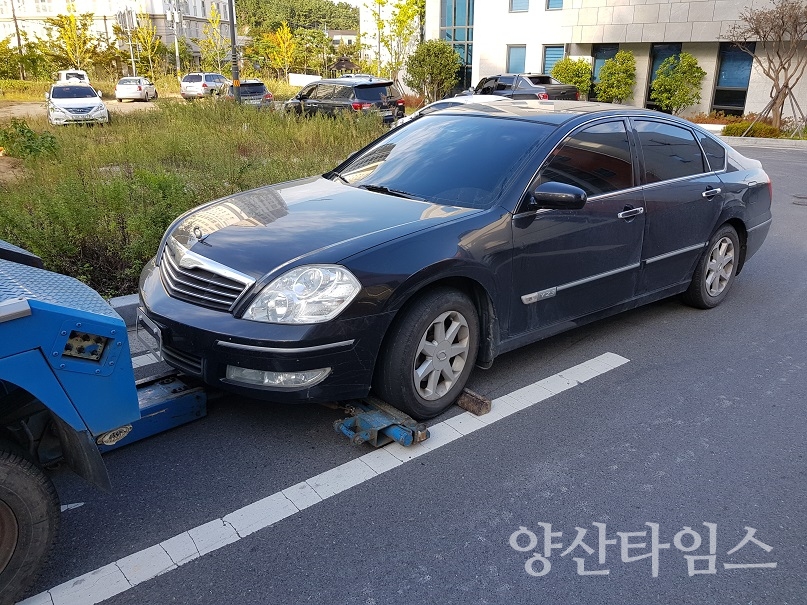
511 119 645 336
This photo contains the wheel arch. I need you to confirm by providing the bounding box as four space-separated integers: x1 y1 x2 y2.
714 215 748 275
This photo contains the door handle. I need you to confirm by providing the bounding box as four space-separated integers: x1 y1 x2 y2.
702 187 722 198
617 206 644 219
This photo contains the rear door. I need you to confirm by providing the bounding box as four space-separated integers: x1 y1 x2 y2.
511 119 645 335
632 118 724 294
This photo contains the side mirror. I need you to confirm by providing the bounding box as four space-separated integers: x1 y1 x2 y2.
96 89 103 97
44 92 49 100
529 182 587 210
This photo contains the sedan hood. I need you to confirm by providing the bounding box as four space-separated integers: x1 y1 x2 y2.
169 177 479 278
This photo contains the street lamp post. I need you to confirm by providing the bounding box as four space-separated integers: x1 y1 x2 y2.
226 0 240 103
166 4 183 83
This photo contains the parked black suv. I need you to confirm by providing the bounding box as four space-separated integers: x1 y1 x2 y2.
283 77 405 123
471 73 579 101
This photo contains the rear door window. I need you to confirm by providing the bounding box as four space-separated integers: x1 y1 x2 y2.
183 75 202 83
313 84 336 100
495 76 515 91
634 120 707 183
696 132 727 172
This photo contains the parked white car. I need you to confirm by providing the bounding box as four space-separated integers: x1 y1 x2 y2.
46 82 109 126
55 69 90 84
394 94 510 127
115 77 158 102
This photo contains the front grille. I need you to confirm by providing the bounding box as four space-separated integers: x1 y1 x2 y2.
161 343 203 375
66 106 95 114
159 248 248 312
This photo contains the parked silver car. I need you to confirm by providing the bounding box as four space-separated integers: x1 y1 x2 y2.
115 77 157 102
180 72 228 99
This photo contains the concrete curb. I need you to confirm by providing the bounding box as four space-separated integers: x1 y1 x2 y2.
109 293 139 327
720 135 807 149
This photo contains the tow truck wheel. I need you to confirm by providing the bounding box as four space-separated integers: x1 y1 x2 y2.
0 449 59 605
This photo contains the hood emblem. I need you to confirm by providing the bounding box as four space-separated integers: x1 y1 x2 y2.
193 226 208 242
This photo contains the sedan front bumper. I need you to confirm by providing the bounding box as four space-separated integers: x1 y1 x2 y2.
139 258 393 403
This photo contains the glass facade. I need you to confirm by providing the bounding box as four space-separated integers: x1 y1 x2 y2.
507 45 527 73
543 45 564 74
645 42 682 109
712 42 755 115
441 0 474 90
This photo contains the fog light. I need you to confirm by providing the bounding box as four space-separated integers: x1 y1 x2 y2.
225 365 331 389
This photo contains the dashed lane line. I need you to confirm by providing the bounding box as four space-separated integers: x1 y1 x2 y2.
19 352 630 605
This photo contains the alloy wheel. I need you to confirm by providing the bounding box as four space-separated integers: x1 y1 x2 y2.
413 310 471 400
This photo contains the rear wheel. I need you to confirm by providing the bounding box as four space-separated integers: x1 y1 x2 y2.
683 224 739 309
373 288 479 420
0 449 59 605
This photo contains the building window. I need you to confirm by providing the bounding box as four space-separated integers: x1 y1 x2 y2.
34 0 52 13
546 0 563 9
507 45 526 73
201 0 205 16
543 45 564 74
440 0 474 90
645 42 682 109
590 43 618 100
510 0 528 11
712 42 755 116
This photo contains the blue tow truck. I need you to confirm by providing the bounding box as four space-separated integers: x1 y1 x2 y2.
0 239 430 604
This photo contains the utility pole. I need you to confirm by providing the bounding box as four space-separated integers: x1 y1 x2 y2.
9 0 26 80
226 0 239 103
116 8 138 76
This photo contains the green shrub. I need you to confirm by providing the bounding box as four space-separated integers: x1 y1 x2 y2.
0 101 386 296
594 50 636 103
550 57 592 100
649 52 706 115
721 121 783 138
0 118 57 158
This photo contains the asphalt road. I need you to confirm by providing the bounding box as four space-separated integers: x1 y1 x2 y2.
23 146 806 605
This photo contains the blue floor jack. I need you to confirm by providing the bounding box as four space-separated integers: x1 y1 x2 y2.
334 396 430 447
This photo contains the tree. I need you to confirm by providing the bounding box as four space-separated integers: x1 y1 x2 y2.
649 52 706 115
726 0 807 129
133 13 165 80
381 0 424 85
366 0 388 76
404 39 460 103
199 4 229 73
594 50 636 103
551 56 593 100
294 27 331 74
267 22 296 80
42 3 100 70
237 0 359 33
0 36 21 80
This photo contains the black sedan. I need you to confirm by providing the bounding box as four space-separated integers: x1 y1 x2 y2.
139 101 772 419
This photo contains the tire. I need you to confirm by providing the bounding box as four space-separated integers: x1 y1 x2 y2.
0 450 59 605
143 92 149 102
154 90 158 99
683 224 740 309
116 98 122 103
373 288 479 420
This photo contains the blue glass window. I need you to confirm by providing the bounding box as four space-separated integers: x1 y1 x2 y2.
717 42 754 88
543 46 564 74
649 43 682 84
511 0 529 11
508 46 527 73
546 0 563 9
592 44 618 83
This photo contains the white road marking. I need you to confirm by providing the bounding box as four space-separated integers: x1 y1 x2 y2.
130 353 159 369
58 503 84 513
18 352 629 605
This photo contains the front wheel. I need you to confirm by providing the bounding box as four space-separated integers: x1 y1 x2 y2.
683 224 740 309
0 449 59 604
373 288 479 420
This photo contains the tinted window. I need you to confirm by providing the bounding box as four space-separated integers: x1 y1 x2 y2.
495 76 515 91
183 75 202 83
338 114 554 209
476 78 496 94
239 82 267 94
635 120 706 183
355 84 395 101
333 85 354 99
50 86 98 99
538 121 634 197
313 84 336 100
526 75 556 85
299 84 317 98
118 78 140 85
697 132 727 172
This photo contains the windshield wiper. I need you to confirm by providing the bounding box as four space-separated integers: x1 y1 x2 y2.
357 184 422 200
331 172 349 184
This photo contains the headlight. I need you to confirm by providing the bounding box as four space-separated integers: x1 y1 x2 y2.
91 105 106 114
244 265 361 324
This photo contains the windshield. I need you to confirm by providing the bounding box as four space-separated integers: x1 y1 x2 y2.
236 83 267 94
336 113 554 209
51 86 98 99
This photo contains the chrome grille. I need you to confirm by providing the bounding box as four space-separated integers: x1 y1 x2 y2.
66 106 95 114
159 246 250 312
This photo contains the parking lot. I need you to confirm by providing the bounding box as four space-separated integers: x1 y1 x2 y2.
19 145 807 605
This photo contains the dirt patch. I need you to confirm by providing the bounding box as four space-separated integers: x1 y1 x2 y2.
0 155 26 185
0 100 159 122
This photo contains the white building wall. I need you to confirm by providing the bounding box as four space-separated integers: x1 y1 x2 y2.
427 0 807 120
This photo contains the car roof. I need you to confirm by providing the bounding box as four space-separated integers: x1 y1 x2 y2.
316 77 395 86
51 80 94 87
434 99 689 126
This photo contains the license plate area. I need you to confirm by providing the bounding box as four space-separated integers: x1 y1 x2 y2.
136 308 163 361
